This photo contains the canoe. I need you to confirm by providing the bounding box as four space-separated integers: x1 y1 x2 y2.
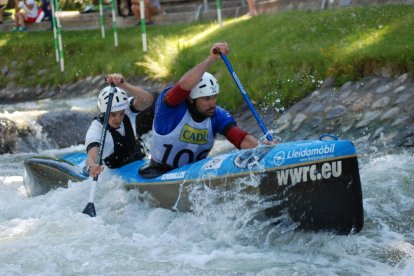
23 136 364 234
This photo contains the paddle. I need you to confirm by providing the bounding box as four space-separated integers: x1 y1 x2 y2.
82 84 115 217
217 52 273 141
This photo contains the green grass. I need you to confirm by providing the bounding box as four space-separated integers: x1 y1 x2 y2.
1 5 414 110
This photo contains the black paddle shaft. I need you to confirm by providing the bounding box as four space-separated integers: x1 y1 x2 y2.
82 84 116 217
93 89 115 181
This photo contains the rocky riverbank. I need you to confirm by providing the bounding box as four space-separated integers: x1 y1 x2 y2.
0 73 413 155
0 75 164 104
234 73 414 154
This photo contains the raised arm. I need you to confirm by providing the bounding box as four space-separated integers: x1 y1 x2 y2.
105 73 154 111
178 42 229 91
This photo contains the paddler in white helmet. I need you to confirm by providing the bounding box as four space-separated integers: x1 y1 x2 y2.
141 42 274 177
85 74 155 177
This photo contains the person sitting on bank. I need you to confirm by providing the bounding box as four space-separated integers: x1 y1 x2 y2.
41 0 53 29
131 0 161 25
12 0 44 32
85 74 155 178
141 42 273 177
0 0 9 24
117 0 133 17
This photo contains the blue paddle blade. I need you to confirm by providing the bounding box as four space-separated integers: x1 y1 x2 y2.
82 202 96 217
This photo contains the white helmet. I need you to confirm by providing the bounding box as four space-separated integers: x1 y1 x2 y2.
190 72 219 99
97 86 129 113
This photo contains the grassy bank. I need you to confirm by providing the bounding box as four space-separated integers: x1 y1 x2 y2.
1 5 413 110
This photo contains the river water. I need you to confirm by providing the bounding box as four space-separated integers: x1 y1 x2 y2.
0 96 413 275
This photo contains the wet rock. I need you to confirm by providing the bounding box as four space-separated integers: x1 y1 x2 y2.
395 93 412 105
310 90 320 99
239 108 254 121
291 113 307 131
340 123 353 133
380 107 400 121
67 83 78 92
327 105 347 119
354 135 371 146
394 73 409 86
291 99 311 112
277 122 290 134
306 103 325 114
38 111 95 148
375 84 392 94
356 111 381 128
276 113 292 125
371 96 390 109
340 81 353 92
92 75 103 84
338 89 351 102
35 88 44 97
307 116 323 129
357 81 367 90
320 77 335 89
342 92 359 105
403 137 414 147
44 90 55 98
392 116 409 127
0 117 19 154
394 85 406 93
242 116 260 136
363 77 381 90
405 124 414 136
372 127 385 140
402 124 414 147
350 93 373 111
382 131 400 145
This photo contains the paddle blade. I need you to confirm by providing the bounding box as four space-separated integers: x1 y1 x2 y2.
82 202 96 217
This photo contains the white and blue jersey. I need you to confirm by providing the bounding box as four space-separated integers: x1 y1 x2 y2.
151 88 236 168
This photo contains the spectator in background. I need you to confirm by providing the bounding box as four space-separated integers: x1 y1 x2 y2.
117 0 133 17
246 0 257 16
0 0 8 24
41 0 53 29
131 0 161 25
12 0 44 31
